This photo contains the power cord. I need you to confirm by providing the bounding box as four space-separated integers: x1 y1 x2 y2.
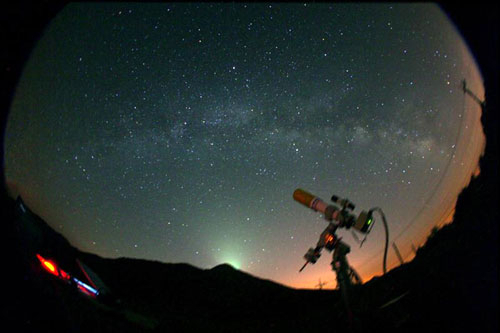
368 207 389 274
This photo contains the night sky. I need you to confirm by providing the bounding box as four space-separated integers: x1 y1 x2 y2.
5 3 485 289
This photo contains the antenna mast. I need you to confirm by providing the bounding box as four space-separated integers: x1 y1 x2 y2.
462 79 485 108
315 278 328 290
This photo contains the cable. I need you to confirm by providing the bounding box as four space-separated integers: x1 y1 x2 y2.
369 207 389 274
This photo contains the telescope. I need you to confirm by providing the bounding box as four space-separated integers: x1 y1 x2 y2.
293 188 389 324
293 188 388 274
293 188 373 233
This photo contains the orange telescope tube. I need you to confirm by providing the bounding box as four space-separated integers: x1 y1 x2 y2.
293 188 339 221
293 188 317 208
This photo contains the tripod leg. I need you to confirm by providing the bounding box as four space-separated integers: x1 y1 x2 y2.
332 241 354 330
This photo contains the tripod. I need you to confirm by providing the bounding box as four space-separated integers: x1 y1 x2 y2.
299 222 362 327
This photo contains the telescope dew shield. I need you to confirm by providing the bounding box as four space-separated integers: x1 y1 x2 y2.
293 188 339 221
293 188 316 208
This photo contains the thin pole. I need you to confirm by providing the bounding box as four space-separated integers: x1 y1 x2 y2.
392 242 404 265
462 79 485 108
411 243 418 256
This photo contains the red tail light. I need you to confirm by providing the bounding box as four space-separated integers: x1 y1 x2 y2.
36 254 59 277
60 269 70 280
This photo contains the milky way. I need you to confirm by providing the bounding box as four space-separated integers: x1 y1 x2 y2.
5 3 484 288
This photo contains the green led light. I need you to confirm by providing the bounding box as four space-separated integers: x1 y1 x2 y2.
367 218 372 225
